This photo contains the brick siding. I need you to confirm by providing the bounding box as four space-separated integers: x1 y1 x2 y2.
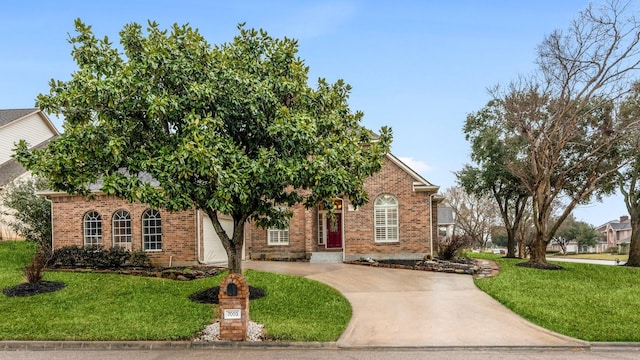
49 194 199 266
247 157 438 261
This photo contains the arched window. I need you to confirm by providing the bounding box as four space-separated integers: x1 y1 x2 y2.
374 194 398 243
83 210 102 247
142 209 162 251
112 209 132 249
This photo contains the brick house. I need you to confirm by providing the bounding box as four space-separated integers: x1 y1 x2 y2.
596 215 632 253
41 188 233 267
42 153 441 266
246 153 442 263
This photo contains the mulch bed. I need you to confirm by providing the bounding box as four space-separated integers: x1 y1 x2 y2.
3 281 66 297
190 286 266 304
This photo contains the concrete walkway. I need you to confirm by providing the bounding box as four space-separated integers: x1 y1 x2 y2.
550 257 623 266
244 261 588 348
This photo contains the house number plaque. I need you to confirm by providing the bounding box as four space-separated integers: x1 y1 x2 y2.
223 309 242 320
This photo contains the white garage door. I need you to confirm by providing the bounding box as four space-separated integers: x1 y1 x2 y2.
202 214 234 264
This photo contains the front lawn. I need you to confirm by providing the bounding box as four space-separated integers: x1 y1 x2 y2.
472 254 640 341
0 241 350 341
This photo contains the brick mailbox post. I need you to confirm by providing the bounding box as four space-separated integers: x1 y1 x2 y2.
218 273 249 341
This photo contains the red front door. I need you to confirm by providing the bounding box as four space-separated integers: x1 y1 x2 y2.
326 214 342 248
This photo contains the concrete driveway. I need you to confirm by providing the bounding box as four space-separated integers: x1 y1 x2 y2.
244 261 587 348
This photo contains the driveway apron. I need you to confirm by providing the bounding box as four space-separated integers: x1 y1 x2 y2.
244 261 586 348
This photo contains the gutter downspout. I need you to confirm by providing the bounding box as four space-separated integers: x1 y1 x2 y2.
429 193 435 258
196 209 203 264
45 197 54 249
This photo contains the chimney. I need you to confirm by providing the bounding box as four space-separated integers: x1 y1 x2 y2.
620 215 629 223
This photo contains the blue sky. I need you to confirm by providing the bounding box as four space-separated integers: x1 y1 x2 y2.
0 0 629 226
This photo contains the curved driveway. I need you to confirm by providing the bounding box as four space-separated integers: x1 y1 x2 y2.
244 261 587 348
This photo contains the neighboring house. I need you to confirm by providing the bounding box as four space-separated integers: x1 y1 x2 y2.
437 206 455 241
0 108 59 240
42 153 442 266
596 215 632 253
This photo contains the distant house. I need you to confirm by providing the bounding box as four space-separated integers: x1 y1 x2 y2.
0 108 59 240
437 206 455 240
42 153 444 267
596 215 632 254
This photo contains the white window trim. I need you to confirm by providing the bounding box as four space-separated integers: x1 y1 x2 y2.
374 194 399 243
112 209 132 249
268 227 290 246
142 209 162 251
83 210 102 247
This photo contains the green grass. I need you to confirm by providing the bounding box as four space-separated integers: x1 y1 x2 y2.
0 241 350 341
472 253 640 341
246 270 351 341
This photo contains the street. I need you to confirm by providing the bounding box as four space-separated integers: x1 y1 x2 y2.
1 348 639 360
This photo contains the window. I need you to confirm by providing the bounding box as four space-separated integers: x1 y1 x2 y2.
83 210 102 246
317 212 325 245
268 228 289 245
142 209 162 251
112 210 132 249
374 194 399 243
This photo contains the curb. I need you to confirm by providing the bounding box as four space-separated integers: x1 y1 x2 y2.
0 340 337 351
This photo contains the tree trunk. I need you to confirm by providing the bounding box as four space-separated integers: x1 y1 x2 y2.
528 233 548 264
505 227 517 258
206 208 245 274
227 219 246 274
625 216 640 267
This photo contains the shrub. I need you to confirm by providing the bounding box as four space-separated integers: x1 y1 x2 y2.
49 245 151 269
438 235 472 261
128 249 152 268
608 246 619 254
23 246 51 283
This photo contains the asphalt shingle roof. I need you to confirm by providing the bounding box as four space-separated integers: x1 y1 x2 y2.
0 108 39 128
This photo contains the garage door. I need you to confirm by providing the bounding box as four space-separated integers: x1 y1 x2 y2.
202 214 234 264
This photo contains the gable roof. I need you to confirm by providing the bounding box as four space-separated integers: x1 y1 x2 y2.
385 153 439 192
0 109 60 188
0 109 39 127
0 108 60 135
0 137 57 188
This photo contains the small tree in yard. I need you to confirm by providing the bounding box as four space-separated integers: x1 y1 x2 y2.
0 177 51 249
14 20 391 274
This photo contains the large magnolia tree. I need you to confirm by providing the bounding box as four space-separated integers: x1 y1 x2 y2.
14 20 391 274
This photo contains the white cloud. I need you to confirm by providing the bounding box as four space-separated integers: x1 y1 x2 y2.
397 157 433 176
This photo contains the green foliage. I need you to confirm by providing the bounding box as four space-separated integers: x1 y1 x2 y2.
473 256 640 341
0 242 349 341
14 20 391 273
0 177 51 247
555 215 600 248
49 245 151 269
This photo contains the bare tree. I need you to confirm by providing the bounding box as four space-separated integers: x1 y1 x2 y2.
489 1 640 267
444 186 499 250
